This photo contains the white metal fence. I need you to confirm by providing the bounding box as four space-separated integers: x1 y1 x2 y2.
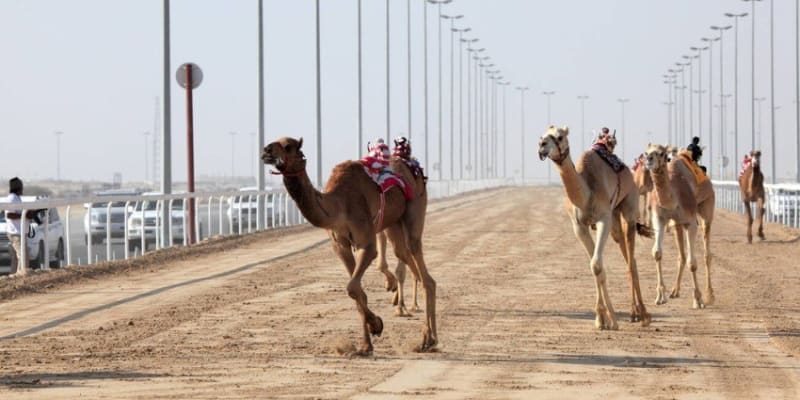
713 180 800 229
0 179 512 274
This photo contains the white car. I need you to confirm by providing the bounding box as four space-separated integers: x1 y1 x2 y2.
84 189 141 245
127 193 188 252
226 187 276 232
0 197 66 274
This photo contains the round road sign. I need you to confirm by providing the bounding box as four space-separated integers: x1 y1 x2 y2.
176 63 203 89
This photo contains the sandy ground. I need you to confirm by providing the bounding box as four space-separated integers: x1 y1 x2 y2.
1 186 799 399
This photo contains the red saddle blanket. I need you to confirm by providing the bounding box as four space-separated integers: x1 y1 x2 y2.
359 158 414 200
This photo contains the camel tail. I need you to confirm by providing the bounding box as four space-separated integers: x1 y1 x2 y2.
636 223 653 239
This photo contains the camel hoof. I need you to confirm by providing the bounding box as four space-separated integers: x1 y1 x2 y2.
669 288 680 299
704 291 715 306
693 299 705 310
747 235 753 244
394 306 411 318
385 276 398 292
391 291 399 306
369 316 384 337
759 234 766 241
640 312 652 327
346 348 373 358
409 304 420 313
413 335 438 353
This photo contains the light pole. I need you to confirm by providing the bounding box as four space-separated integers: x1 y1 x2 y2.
516 86 529 183
54 131 64 181
663 76 675 144
442 14 463 180
314 0 322 187
429 0 452 180
500 81 510 178
462 38 478 179
690 46 709 141
726 11 748 172
423 0 429 168
683 54 697 142
229 131 237 179
357 0 363 156
668 68 680 145
743 0 763 152
702 36 720 177
542 91 555 184
677 62 690 143
769 0 776 183
386 0 391 143
452 26 470 180
755 97 767 149
478 59 493 178
577 95 589 151
720 94 733 177
143 131 150 183
712 25 732 178
617 98 630 162
407 0 412 144
250 132 256 179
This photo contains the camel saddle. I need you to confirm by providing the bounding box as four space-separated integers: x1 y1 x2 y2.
677 150 710 185
591 143 626 173
359 160 414 201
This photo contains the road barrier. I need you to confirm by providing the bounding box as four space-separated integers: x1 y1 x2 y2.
713 180 800 229
0 179 512 273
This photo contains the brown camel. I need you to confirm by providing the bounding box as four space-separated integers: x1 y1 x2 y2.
632 154 653 226
644 144 715 309
738 151 766 243
538 125 651 330
262 137 436 355
376 232 420 316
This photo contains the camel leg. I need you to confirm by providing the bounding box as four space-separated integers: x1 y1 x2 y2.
331 237 356 276
620 204 650 327
376 232 398 293
611 217 636 322
386 223 437 351
571 217 611 329
698 204 715 306
757 196 766 240
652 214 668 305
684 221 704 309
392 260 412 317
410 275 421 313
744 200 753 244
669 223 686 299
591 219 618 330
347 241 383 356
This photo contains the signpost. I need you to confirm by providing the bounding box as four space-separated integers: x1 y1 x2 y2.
176 62 202 245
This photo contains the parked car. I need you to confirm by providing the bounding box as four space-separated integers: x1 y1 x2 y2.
226 187 276 232
83 189 141 245
127 192 198 252
0 197 66 274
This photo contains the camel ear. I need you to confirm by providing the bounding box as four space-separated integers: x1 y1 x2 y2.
297 137 304 149
561 126 569 135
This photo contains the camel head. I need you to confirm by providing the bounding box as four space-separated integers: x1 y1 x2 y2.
644 143 670 173
262 137 306 174
665 145 678 161
538 125 570 163
750 150 762 168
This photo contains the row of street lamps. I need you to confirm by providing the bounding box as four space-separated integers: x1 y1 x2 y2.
664 0 800 183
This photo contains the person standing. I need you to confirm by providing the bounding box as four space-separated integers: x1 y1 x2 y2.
5 177 28 277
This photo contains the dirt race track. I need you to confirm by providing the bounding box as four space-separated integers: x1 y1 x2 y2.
1 186 800 399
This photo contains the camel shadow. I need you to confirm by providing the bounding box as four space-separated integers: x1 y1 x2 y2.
451 308 670 322
0 371 165 389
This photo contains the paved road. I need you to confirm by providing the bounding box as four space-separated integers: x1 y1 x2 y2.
1 187 799 399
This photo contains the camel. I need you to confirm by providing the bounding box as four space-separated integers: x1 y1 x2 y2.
262 137 436 355
738 151 766 243
632 154 653 226
643 144 715 309
538 125 651 330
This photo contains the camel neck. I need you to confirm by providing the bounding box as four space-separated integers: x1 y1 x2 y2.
283 170 335 229
554 155 589 210
649 167 677 210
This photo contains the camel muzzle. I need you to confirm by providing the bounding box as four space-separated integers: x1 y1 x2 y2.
538 150 547 161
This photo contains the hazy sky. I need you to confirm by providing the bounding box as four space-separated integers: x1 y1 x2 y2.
1 0 799 185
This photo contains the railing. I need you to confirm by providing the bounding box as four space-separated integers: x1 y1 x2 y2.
713 180 800 229
0 179 513 274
